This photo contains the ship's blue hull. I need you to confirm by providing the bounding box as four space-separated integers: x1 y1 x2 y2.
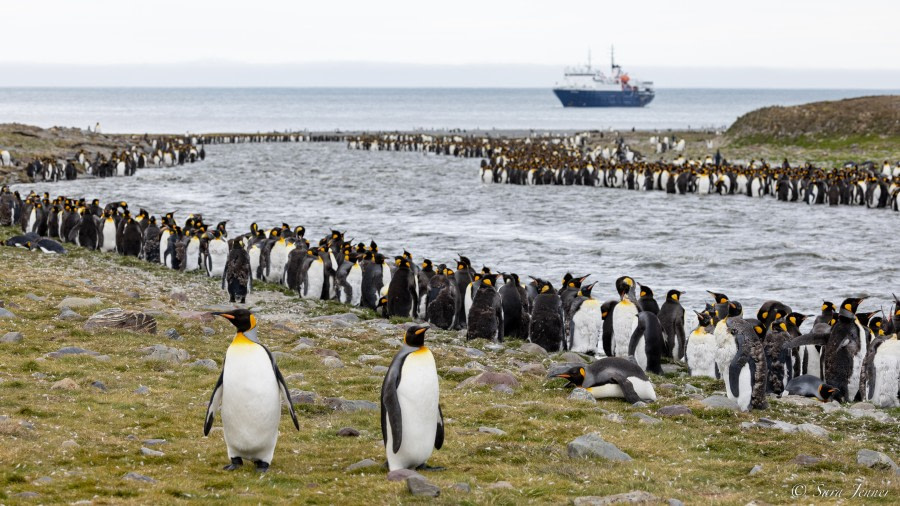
553 88 654 107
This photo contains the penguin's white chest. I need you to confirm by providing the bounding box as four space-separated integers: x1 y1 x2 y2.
347 264 363 305
870 339 900 408
570 299 602 354
101 220 117 252
304 260 325 299
386 350 440 471
248 247 261 279
686 330 717 378
221 343 282 462
714 321 737 394
267 243 288 282
185 240 200 271
586 377 656 401
207 240 228 277
612 301 637 357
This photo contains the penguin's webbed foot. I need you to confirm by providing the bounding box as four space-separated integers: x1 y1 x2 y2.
416 463 446 472
223 457 243 471
254 460 269 473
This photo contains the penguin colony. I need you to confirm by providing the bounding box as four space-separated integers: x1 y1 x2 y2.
346 133 900 211
4 186 900 416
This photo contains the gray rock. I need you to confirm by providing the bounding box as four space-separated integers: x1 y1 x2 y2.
792 454 822 466
744 418 798 434
14 492 40 498
285 373 304 382
141 447 164 457
657 405 693 417
272 351 298 362
358 354 382 363
567 432 632 461
857 449 898 471
57 297 102 308
452 483 472 493
519 363 547 376
57 307 81 320
631 401 648 408
479 426 507 436
493 384 515 394
668 499 684 506
1 331 23 343
464 347 486 358
346 458 378 472
126 291 141 299
201 326 215 336
313 312 359 323
0 307 17 318
851 402 876 411
32 372 48 380
777 395 819 407
134 385 150 395
143 439 167 446
820 401 842 414
46 346 100 359
313 348 340 358
164 328 182 341
465 360 489 371
290 390 318 404
568 388 598 403
798 423 829 438
26 294 46 302
387 469 424 482
573 491 660 505
488 481 513 489
456 371 519 390
560 351 587 364
408 477 441 497
659 383 677 390
85 308 157 334
749 464 762 475
519 342 549 355
485 343 505 352
139 344 189 363
446 367 470 375
323 356 344 368
61 439 80 449
170 291 189 302
701 395 739 411
123 472 156 483
847 409 892 423
91 380 107 392
683 384 701 394
337 427 360 437
51 378 79 390
660 364 682 374
603 413 625 424
633 413 661 425
188 359 217 370
372 365 389 374
324 398 378 412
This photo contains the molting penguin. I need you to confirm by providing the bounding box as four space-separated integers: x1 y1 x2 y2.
611 276 639 357
567 282 603 355
142 217 161 263
361 253 388 309
453 256 474 328
466 273 504 342
499 273 529 340
121 216 143 257
223 238 252 304
380 325 444 471
528 279 566 352
726 317 768 412
862 300 900 407
204 309 299 472
628 310 665 375
549 357 657 403
386 257 419 318
205 230 230 278
75 208 100 250
425 265 459 330
686 311 717 378
658 289 686 359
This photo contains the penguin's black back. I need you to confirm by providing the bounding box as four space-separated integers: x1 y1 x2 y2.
530 293 565 352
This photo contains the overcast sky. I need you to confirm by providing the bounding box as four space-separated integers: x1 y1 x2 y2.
4 0 899 87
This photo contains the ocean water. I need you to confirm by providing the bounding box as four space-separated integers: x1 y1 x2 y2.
0 87 897 134
12 142 900 319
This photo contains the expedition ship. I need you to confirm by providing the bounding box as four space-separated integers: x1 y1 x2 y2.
552 48 654 107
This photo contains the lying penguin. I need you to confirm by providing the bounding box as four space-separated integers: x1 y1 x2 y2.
549 357 657 403
784 375 843 402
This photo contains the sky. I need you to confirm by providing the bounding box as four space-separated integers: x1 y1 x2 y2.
3 0 899 87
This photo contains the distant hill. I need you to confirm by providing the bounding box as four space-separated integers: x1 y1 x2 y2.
727 95 900 141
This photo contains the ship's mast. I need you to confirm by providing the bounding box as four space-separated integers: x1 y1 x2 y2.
587 48 592 70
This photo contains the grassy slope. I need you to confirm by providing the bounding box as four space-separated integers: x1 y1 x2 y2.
1 225 899 504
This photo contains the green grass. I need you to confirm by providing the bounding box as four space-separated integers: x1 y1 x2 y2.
1 225 899 504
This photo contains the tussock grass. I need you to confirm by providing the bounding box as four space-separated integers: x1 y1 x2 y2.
1 225 899 504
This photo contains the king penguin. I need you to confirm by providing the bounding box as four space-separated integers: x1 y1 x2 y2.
223 238 252 303
686 311 717 378
658 290 686 359
567 282 603 355
466 273 504 342
611 276 639 357
549 357 657 403
381 325 444 471
628 310 665 375
204 309 299 472
528 278 566 352
726 317 768 412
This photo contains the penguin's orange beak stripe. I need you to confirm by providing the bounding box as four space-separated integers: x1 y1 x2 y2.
213 312 234 320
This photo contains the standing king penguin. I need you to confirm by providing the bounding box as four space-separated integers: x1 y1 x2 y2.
204 309 299 472
381 325 444 471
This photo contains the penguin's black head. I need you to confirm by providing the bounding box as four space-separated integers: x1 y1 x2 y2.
868 316 884 335
549 365 585 387
212 309 256 333
561 272 573 287
752 322 767 337
600 300 617 319
535 279 554 295
818 383 843 403
666 289 683 302
614 276 635 297
377 296 388 309
403 250 413 260
821 301 835 314
707 291 729 305
578 282 596 298
295 226 306 238
481 274 498 287
403 325 429 348
369 240 378 252
639 286 654 299
786 312 808 330
856 310 879 327
839 297 866 319
421 259 433 271
696 310 712 327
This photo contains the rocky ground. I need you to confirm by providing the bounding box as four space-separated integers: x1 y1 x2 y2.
1 225 899 504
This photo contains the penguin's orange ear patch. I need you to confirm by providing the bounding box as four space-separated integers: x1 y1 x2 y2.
844 303 852 310
761 312 768 319
754 326 763 334
415 328 426 335
579 368 585 377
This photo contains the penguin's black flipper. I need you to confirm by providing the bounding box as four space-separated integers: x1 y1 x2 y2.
266 349 299 430
434 404 444 450
728 355 748 400
783 332 829 349
627 317 645 357
381 355 406 453
204 367 224 436
612 374 643 404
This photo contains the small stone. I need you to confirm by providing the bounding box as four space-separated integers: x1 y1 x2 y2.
659 383 677 390
456 371 519 390
295 337 315 347
201 326 215 336
568 388 598 403
847 409 892 423
134 385 150 395
170 291 189 302
798 423 829 438
372 365 389 374
603 413 625 424
165 328 182 341
631 401 648 408
188 359 218 370
488 481 513 490
143 439 167 446
272 351 298 362
312 312 359 323
668 499 685 506
57 297 102 308
464 347 486 358
519 363 546 376
141 447 164 457
358 354 382 363
851 402 876 411
337 427 360 437
560 352 586 364
14 492 40 498
567 432 632 461
519 342 549 355
683 384 701 394
138 344 189 363
452 483 472 493
657 405 693 417
660 364 682 374
313 348 340 358
346 458 378 472
465 361 488 371
45 346 100 359
126 291 140 299
479 426 507 436
493 384 514 394
0 307 18 318
57 307 81 320
51 378 79 390
820 401 841 414
485 343 505 352
633 413 661 425
91 380 107 392
285 373 304 382
574 491 661 506
777 395 819 407
749 464 762 475
323 356 344 368
408 477 441 497
446 367 469 375
61 439 80 449
290 390 318 404
123 471 156 483
1 331 23 343
32 372 48 380
701 395 739 411
792 454 822 466
25 293 46 301
324 398 378 412
387 469 424 482
857 449 898 471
